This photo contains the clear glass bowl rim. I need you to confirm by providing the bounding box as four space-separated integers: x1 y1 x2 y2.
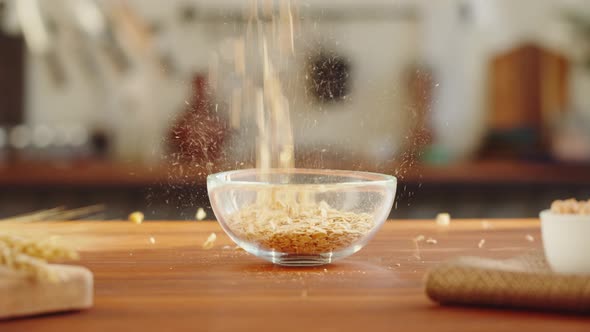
207 168 397 188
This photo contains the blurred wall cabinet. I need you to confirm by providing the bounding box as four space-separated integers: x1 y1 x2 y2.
485 44 569 158
0 33 24 126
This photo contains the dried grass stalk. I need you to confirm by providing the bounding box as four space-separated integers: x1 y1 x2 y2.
0 234 79 282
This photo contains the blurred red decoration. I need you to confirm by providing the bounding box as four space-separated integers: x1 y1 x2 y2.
168 74 227 164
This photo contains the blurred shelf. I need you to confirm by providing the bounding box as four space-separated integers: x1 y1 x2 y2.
0 160 214 187
1 159 589 187
396 160 590 185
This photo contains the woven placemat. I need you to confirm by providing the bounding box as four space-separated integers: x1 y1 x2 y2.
425 253 590 313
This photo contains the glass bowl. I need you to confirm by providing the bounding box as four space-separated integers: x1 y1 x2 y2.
207 168 397 266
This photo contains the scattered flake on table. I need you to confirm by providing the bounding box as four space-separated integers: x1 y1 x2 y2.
525 234 535 242
413 235 425 259
478 239 486 248
128 211 144 224
149 236 156 244
202 233 217 249
426 238 438 245
196 208 207 221
436 213 451 226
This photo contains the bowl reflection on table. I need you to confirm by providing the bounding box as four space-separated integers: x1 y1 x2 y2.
207 168 397 266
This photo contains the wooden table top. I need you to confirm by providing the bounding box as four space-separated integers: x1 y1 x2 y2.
1 220 589 331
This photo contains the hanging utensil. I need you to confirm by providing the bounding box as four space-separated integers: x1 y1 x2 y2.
73 0 130 74
15 0 65 86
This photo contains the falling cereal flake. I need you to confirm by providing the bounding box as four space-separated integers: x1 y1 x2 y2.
202 233 217 249
149 236 156 244
426 238 438 245
436 213 451 226
128 211 144 224
525 234 535 242
478 239 486 248
196 208 207 221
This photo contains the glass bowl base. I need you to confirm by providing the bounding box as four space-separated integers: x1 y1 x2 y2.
270 254 333 266
236 240 364 266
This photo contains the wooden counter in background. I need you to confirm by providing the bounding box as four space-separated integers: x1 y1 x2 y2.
1 159 590 187
0 220 588 332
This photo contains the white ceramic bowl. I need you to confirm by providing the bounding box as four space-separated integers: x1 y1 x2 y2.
540 210 590 274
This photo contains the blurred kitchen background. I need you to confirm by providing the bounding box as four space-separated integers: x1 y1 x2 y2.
1 0 590 220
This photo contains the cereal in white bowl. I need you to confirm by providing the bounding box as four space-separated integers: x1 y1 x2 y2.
550 198 590 215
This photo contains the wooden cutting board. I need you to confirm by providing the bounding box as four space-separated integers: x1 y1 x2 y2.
0 264 93 319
